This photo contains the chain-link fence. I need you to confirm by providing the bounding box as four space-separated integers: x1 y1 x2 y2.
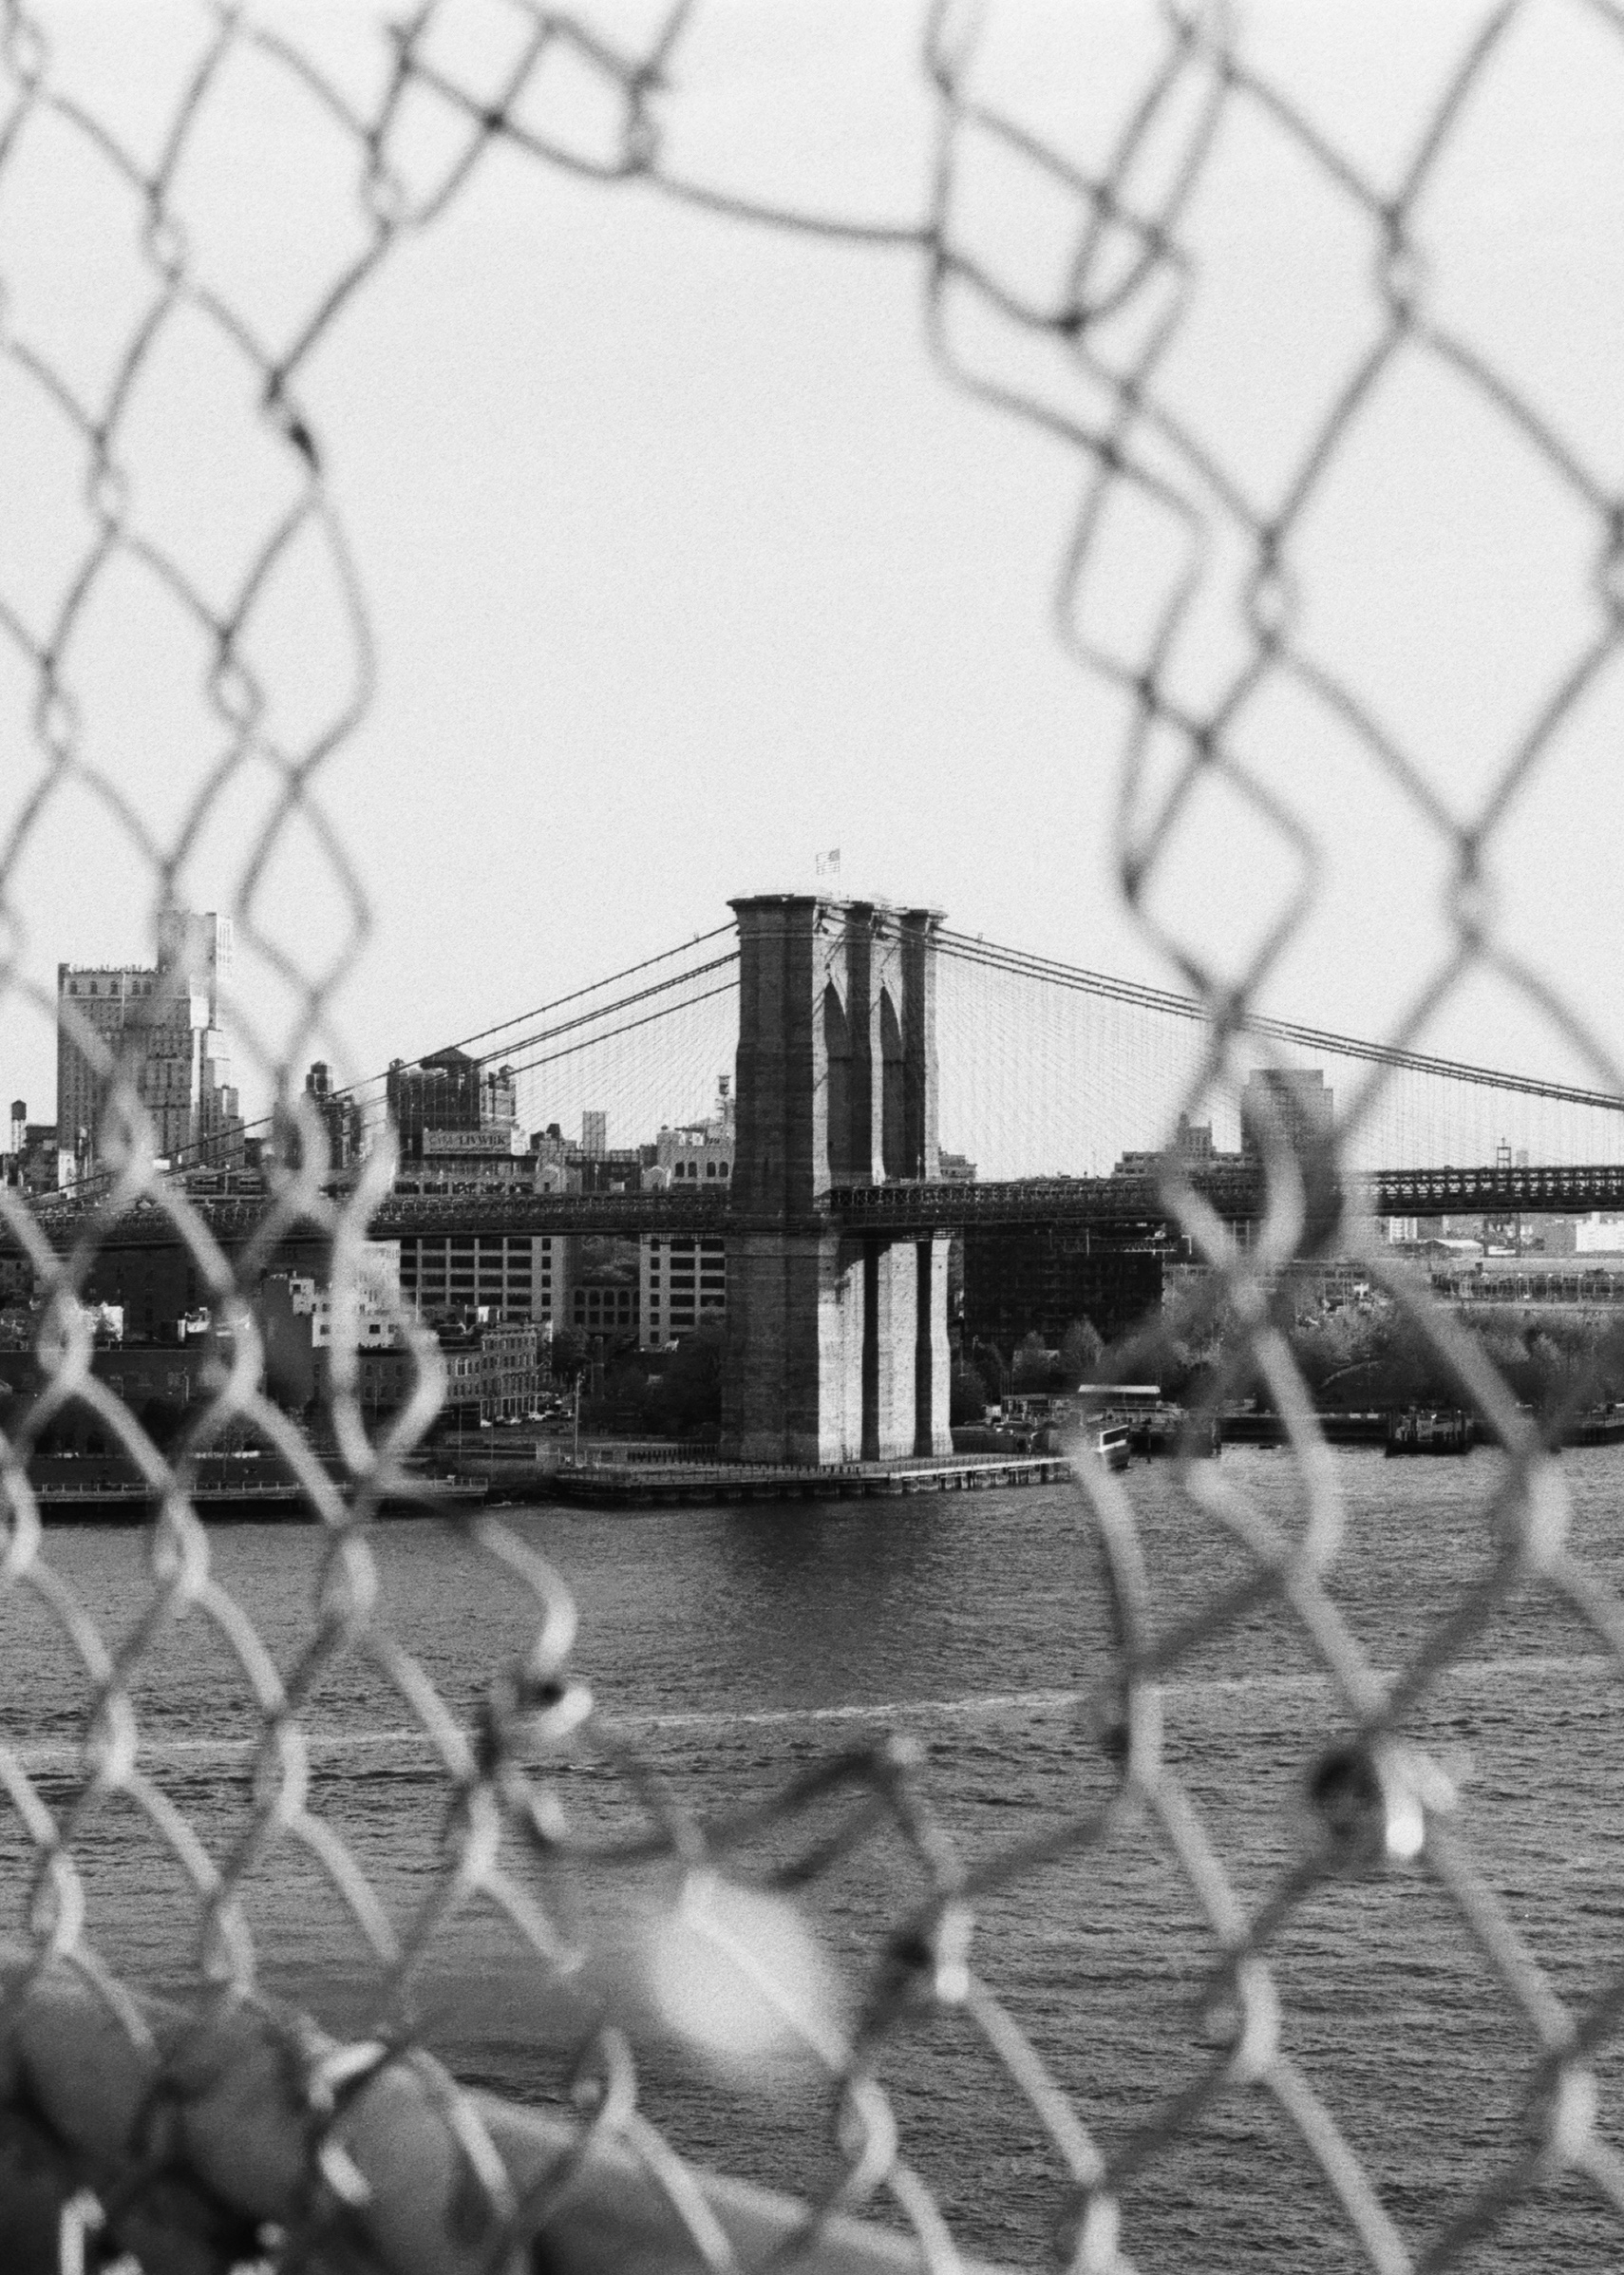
6 3 1624 2268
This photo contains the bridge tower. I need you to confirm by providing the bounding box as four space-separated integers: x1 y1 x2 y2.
722 895 953 1465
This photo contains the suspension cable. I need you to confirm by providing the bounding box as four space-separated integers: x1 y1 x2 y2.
500 977 741 1080
935 929 1624 1114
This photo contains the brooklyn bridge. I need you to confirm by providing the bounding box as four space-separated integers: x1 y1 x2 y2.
20 892 1624 1468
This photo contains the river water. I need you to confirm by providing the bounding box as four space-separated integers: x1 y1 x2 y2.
6 1446 1624 2269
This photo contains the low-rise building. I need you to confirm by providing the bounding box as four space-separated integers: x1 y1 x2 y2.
440 1320 544 1421
287 1242 405 1348
1542 1213 1624 1257
648 1077 735 1188
1114 1114 1240 1177
349 1344 418 1423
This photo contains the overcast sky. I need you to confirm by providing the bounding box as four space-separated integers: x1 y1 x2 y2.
3 0 1623 1166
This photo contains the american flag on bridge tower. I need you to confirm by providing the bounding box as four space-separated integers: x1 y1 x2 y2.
815 847 840 881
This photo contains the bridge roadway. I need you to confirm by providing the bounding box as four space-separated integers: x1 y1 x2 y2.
16 1160 1624 1250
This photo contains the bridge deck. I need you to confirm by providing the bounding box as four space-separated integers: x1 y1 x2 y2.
11 1161 1624 1250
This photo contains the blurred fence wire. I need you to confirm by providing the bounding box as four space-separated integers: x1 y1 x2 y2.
6 1 1624 2269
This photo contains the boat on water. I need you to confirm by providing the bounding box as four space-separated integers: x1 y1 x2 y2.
1385 1407 1474 1457
1092 1424 1132 1472
26 1469 490 1522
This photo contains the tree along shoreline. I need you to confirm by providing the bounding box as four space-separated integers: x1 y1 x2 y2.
1154 1293 1624 1428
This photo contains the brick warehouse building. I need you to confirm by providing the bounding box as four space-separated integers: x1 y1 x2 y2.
959 1230 1164 1358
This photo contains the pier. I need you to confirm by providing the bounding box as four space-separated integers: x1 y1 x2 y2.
547 1451 1069 1507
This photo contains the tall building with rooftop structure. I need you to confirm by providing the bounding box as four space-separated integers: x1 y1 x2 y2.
56 911 239 1182
302 1062 365 1172
386 1047 517 1158
386 1047 520 1177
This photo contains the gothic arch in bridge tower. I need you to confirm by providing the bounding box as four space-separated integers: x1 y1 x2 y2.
822 981 854 1179
723 894 951 1467
879 986 904 1182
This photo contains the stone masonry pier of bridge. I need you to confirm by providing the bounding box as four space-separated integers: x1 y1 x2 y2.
723 894 952 1466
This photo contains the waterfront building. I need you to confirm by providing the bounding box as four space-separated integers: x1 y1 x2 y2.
13 1343 222 1452
639 1233 727 1350
573 1277 641 1340
1543 1213 1624 1257
960 1227 1162 1357
56 911 240 1179
84 1242 208 1344
396 1232 568 1328
351 1344 417 1422
440 1319 545 1422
